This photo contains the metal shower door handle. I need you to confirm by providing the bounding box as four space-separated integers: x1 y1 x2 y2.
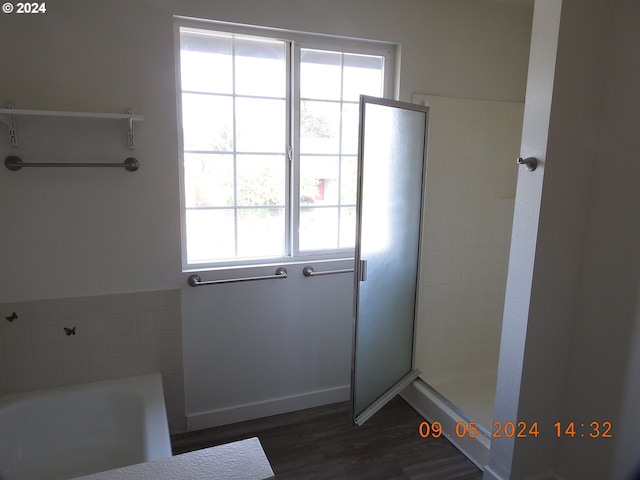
359 259 368 282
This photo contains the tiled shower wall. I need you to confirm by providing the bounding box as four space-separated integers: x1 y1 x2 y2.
414 94 523 382
0 289 185 433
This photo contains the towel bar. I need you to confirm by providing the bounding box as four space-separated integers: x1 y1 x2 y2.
187 267 288 287
4 156 139 172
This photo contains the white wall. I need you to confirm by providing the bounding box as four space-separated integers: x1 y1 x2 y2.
557 0 640 477
0 0 533 303
0 0 533 432
488 0 640 478
485 3 563 476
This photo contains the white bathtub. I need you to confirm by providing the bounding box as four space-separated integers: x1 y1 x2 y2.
0 373 172 480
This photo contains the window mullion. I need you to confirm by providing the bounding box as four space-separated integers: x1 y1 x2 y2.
337 52 345 249
231 36 239 259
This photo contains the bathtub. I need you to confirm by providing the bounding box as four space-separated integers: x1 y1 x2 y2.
0 373 172 480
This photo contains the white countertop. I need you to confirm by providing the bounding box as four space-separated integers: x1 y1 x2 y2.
71 437 275 480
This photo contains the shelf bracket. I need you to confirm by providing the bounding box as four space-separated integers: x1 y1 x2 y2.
0 104 142 149
1 104 18 147
126 108 136 150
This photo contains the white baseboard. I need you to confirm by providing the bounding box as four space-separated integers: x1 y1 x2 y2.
401 379 490 470
186 385 350 431
483 465 563 480
482 466 503 480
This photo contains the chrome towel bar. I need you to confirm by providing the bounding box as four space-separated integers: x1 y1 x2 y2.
187 267 288 287
4 155 139 172
302 266 354 277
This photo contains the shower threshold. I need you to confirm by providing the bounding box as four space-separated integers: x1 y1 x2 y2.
401 377 491 470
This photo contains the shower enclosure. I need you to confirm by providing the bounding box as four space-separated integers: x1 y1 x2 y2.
409 93 524 463
349 93 523 466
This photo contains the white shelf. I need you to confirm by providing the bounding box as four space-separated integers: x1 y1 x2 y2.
0 106 143 149
0 108 143 122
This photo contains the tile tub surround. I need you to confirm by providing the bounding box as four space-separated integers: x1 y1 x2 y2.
0 289 185 433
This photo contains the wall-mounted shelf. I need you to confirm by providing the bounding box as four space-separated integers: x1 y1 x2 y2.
0 105 144 149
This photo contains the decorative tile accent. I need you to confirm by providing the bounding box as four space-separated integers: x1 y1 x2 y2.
0 289 186 433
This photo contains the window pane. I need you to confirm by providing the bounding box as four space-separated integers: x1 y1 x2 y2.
235 37 286 97
301 49 341 100
300 156 339 205
182 93 233 151
179 24 391 266
300 101 341 154
339 206 357 248
236 155 285 206
341 103 360 155
340 155 358 204
184 153 234 208
180 30 232 94
237 208 285 258
299 207 339 251
343 53 384 101
186 209 235 263
236 98 286 153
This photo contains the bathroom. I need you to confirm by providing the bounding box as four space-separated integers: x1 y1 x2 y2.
2 1 640 479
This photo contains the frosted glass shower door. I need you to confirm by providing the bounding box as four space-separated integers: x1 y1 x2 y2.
352 96 428 425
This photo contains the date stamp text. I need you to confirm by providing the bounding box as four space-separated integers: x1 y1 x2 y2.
419 421 612 439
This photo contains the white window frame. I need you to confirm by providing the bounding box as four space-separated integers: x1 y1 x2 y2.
174 17 398 272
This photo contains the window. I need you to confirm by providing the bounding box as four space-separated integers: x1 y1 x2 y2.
176 20 395 269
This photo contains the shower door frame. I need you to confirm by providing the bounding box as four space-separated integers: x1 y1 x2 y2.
351 95 429 426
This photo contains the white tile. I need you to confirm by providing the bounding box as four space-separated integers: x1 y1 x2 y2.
28 299 58 323
58 317 85 340
61 362 89 386
134 290 180 313
136 310 170 333
138 353 163 374
34 367 63 390
108 313 136 337
137 332 164 354
83 295 112 317
84 315 112 339
60 339 88 365
161 350 183 372
161 330 182 352
112 355 140 379
30 319 60 340
86 362 114 382
5 368 35 393
0 318 31 348
0 302 30 324
32 341 61 369
162 370 184 392
109 293 136 314
56 297 85 320
87 339 112 365
419 284 450 304
3 343 33 371
166 309 181 331
164 388 185 418
111 336 137 358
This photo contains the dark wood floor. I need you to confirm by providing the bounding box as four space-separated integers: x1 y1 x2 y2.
171 397 483 479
